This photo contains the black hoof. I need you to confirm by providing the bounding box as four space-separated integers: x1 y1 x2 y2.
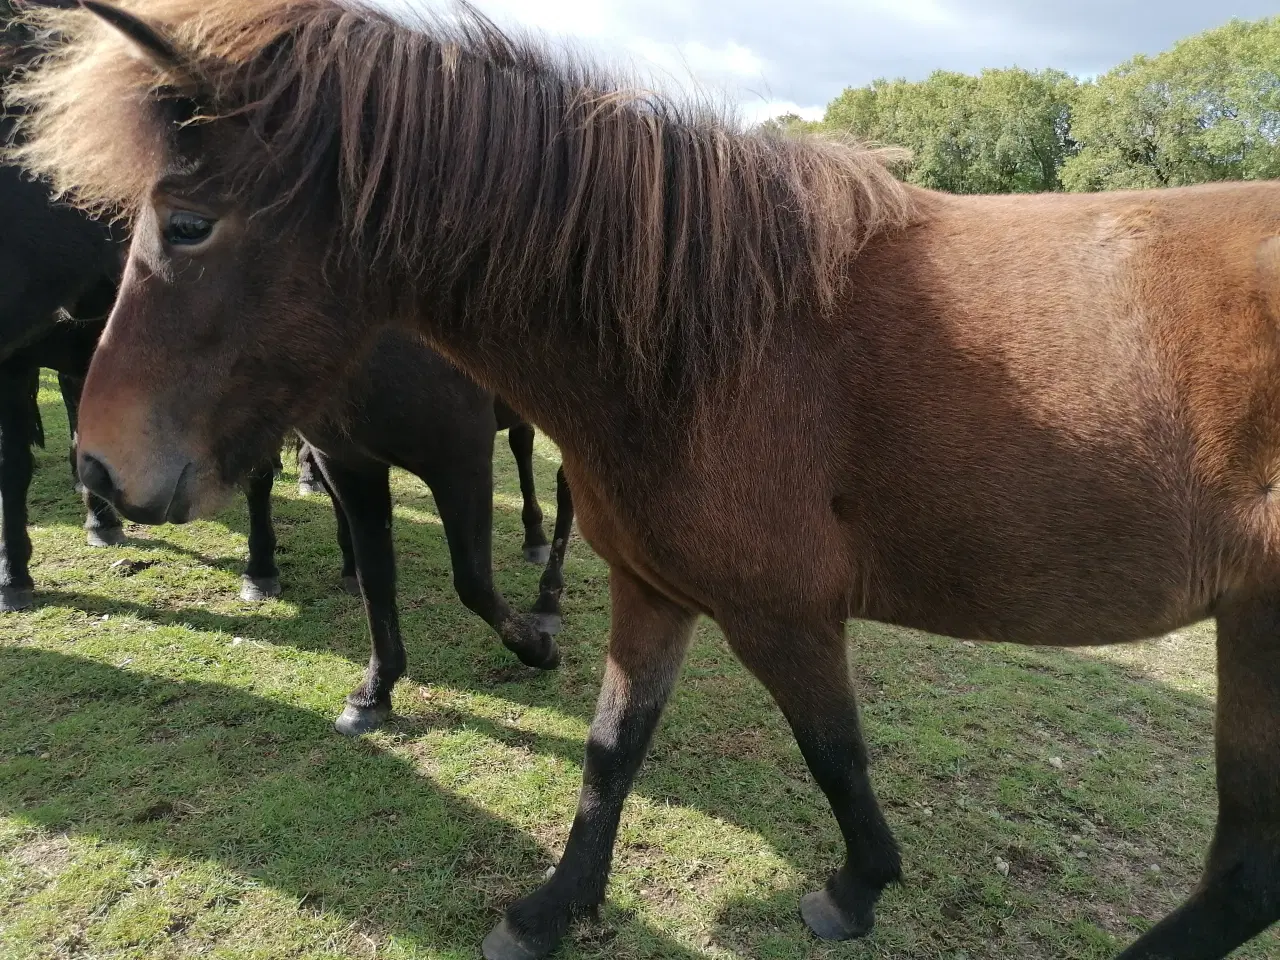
297 479 325 497
530 612 562 636
341 575 361 597
800 889 873 941
482 920 547 960
240 576 282 602
86 527 126 548
503 618 561 671
334 702 391 737
0 586 34 612
522 544 552 565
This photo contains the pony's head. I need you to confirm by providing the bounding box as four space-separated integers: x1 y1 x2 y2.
12 0 392 521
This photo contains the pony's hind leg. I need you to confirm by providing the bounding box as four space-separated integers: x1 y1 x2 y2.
296 440 325 496
427 459 559 670
725 613 901 940
508 422 550 564
1115 592 1280 960
531 466 573 635
239 460 281 601
484 567 696 960
311 453 406 736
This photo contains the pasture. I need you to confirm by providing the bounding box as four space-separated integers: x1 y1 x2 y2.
0 372 1274 960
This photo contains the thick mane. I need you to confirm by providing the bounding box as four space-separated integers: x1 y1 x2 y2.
10 0 913 395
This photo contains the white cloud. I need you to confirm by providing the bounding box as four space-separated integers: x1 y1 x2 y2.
368 0 1280 120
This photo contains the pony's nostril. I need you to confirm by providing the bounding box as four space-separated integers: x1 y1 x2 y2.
78 454 117 501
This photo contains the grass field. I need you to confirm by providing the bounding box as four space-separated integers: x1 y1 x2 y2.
1 371 1276 960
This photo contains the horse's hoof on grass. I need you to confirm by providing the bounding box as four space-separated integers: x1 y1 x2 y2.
530 612 562 637
341 575 361 596
522 544 552 565
240 576 282 602
482 920 545 960
86 527 126 548
800 889 872 941
0 586 34 612
334 703 391 737
298 479 325 497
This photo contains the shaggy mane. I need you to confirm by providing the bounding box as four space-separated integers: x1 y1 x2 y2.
10 0 913 395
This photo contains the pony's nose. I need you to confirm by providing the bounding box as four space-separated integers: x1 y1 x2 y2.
78 453 117 503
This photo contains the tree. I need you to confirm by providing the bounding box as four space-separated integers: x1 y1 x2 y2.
756 112 822 137
823 68 1078 193
1062 18 1280 191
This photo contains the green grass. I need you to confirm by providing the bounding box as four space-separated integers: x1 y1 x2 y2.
1 371 1275 960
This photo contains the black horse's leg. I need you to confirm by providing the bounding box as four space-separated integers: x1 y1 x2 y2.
303 462 358 595
725 615 902 942
239 460 281 601
531 466 574 635
296 440 325 496
57 371 82 492
508 422 550 563
1115 592 1280 960
0 362 38 611
427 458 559 671
484 568 696 960
59 371 124 547
313 452 405 736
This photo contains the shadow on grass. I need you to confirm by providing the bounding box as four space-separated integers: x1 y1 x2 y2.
0 646 704 959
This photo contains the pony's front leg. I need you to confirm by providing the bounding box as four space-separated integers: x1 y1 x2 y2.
239 461 281 601
483 566 696 960
1116 591 1280 959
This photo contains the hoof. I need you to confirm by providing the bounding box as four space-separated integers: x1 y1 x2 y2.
522 544 552 565
86 527 126 548
0 586 34 612
482 920 546 960
530 612 562 636
800 889 873 941
334 702 391 737
341 575 361 597
240 576 282 602
297 479 325 497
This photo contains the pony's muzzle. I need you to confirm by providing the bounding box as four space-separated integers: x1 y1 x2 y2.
78 450 196 525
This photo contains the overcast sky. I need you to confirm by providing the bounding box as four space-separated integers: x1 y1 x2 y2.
378 1 1277 122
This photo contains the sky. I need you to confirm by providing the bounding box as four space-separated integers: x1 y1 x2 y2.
379 0 1278 123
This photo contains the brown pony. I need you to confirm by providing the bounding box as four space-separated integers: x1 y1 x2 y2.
12 1 1280 957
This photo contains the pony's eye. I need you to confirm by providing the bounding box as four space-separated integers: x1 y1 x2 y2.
164 211 214 246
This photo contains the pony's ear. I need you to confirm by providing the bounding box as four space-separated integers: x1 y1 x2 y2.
77 1 189 75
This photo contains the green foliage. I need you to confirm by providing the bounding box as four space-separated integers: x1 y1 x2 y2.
1062 18 1280 191
824 68 1078 193
812 17 1280 194
756 111 822 137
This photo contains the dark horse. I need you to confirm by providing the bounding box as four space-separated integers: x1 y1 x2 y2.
18 2 1280 958
294 330 572 735
0 12 127 610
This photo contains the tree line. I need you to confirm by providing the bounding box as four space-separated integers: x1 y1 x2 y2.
763 18 1280 193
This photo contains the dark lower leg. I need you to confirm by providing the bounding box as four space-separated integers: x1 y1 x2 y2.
331 487 359 596
297 441 324 495
315 456 405 735
59 370 123 546
509 423 549 563
431 466 559 670
532 466 574 633
239 461 281 601
727 617 900 940
0 366 36 611
1116 592 1280 960
484 568 696 960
